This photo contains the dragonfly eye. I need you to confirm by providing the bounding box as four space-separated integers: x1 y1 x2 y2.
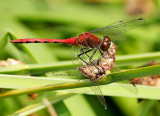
100 36 111 51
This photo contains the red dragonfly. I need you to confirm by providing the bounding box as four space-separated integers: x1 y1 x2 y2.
11 18 144 109
11 18 144 69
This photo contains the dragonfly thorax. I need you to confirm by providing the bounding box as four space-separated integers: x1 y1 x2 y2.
78 32 102 48
100 36 111 51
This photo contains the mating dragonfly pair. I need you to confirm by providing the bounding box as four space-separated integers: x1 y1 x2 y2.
11 18 144 109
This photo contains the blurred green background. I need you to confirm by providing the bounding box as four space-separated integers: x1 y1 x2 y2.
0 0 160 116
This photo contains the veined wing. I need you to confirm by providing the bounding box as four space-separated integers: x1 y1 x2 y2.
110 65 138 94
71 46 82 68
79 65 107 109
101 42 138 94
90 80 107 109
90 18 144 36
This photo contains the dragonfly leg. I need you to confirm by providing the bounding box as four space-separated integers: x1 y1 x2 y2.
79 48 103 73
81 47 92 58
98 49 104 57
89 49 104 74
78 48 94 65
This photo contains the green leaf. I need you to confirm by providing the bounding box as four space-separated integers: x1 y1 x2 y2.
0 52 160 75
0 30 37 63
139 100 157 116
0 64 160 99
0 29 10 50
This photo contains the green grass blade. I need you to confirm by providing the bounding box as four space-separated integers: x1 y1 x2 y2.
0 64 160 99
139 100 157 116
117 52 160 67
0 30 37 63
0 52 160 75
0 29 10 50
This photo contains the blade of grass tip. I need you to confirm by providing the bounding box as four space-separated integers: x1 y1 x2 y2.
0 29 10 50
8 31 37 63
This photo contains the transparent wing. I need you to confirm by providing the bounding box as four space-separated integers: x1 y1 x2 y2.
90 81 107 109
84 79 107 109
101 42 138 94
110 65 138 94
79 65 107 109
90 18 144 37
71 46 82 68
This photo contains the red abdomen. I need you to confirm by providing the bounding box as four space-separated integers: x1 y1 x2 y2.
10 38 77 46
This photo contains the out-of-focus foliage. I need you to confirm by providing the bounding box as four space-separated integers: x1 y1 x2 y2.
0 0 160 116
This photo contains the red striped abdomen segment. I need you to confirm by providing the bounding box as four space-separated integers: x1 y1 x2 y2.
10 38 77 46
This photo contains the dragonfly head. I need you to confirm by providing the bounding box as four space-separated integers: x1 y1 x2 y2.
100 36 111 51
